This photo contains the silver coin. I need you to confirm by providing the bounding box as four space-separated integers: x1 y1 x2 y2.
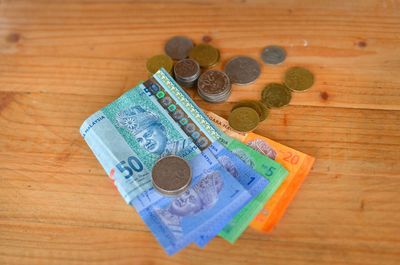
165 36 194 60
197 70 231 103
174 59 200 87
261 45 286 65
224 56 261 85
198 88 231 103
151 155 192 196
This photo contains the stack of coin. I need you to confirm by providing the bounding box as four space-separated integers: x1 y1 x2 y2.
174 59 200 88
151 155 192 196
197 70 231 103
228 107 260 132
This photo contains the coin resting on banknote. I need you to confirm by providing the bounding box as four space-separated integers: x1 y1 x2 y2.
151 155 192 196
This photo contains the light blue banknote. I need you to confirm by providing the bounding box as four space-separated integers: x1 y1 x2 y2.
80 80 258 254
136 147 251 255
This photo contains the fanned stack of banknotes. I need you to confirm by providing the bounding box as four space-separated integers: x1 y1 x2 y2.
80 68 315 255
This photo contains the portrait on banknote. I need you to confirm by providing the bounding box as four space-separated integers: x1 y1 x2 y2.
154 171 224 238
116 106 192 157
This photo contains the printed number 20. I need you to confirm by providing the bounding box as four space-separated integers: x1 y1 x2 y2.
283 152 300 165
116 156 143 179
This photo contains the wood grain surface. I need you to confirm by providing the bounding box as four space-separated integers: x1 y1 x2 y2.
1 0 400 264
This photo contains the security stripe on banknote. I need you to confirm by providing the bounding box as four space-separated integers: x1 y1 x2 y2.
144 78 211 151
155 69 225 143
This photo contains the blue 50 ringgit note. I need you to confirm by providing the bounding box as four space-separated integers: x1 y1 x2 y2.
80 73 269 254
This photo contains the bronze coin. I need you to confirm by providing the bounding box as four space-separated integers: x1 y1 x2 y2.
261 83 292 108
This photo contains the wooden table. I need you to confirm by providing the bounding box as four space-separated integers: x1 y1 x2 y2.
1 1 399 264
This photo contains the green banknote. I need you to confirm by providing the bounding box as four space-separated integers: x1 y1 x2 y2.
219 138 287 243
152 68 288 245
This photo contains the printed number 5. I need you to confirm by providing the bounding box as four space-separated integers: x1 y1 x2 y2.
116 156 143 179
266 167 276 176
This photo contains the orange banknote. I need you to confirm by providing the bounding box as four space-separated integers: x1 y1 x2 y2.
206 111 315 232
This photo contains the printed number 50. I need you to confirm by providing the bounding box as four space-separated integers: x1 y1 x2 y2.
116 156 143 179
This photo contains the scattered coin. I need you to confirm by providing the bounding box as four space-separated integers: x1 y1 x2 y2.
197 70 231 103
151 155 192 196
261 45 287 65
261 83 292 108
146 54 174 75
165 36 194 60
256 101 269 121
224 56 261 85
174 59 201 88
284 67 314 91
228 107 260 132
189 43 220 68
232 100 269 122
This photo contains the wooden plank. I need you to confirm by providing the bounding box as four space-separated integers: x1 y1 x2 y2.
0 1 399 109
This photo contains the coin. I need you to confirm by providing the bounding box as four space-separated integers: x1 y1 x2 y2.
232 100 269 122
151 155 192 196
228 107 260 132
261 45 287 65
146 54 174 75
224 56 261 85
189 43 220 68
261 83 292 108
174 59 200 88
197 70 231 103
255 101 269 121
165 36 194 60
284 67 314 91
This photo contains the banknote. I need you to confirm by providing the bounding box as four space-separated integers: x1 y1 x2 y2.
80 70 273 254
206 111 315 234
80 81 256 254
150 69 288 246
135 147 252 255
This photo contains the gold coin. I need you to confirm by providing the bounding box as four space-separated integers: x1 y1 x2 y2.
146 54 173 75
232 100 269 122
284 67 314 91
228 107 260 132
261 83 292 108
189 44 219 68
255 101 269 121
